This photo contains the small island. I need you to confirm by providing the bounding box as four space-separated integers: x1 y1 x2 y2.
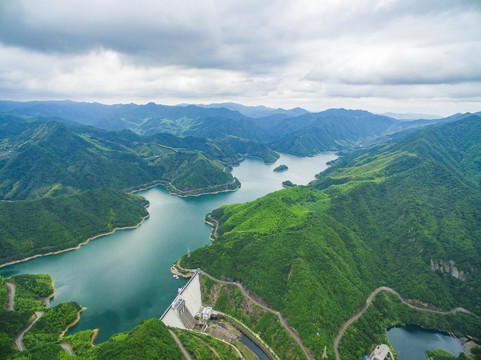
281 180 296 188
273 164 288 172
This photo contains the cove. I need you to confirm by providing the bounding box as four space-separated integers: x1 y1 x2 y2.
0 152 337 343
387 325 466 360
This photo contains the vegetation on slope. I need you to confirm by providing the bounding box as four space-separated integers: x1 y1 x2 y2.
338 292 481 359
1 101 458 159
273 164 288 172
173 328 242 359
0 119 244 200
2 273 252 360
0 274 56 359
267 109 399 156
201 275 306 360
12 274 53 312
182 115 481 358
0 188 148 265
23 301 82 348
427 348 481 360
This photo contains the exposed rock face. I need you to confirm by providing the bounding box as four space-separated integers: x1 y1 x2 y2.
430 259 467 282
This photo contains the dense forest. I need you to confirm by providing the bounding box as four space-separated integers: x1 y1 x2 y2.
0 188 148 265
183 115 481 358
1 102 480 359
0 116 252 200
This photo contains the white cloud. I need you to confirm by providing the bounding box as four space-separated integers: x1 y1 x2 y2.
0 0 480 115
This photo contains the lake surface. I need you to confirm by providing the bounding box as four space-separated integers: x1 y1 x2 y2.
387 325 466 360
0 152 337 343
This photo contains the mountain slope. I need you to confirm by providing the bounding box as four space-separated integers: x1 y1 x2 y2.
0 101 269 142
267 109 399 155
0 118 241 200
0 188 148 265
182 115 481 357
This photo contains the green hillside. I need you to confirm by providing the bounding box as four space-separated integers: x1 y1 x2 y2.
268 109 399 155
182 115 481 357
0 274 256 359
0 101 269 142
0 188 148 265
0 119 243 200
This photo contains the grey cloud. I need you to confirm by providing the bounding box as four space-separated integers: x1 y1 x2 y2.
0 0 480 115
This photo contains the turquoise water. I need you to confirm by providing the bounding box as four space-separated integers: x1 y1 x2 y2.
387 325 466 360
0 152 337 343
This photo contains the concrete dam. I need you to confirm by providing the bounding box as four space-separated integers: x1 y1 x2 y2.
160 271 202 329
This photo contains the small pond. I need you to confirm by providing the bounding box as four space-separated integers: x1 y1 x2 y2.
387 325 466 360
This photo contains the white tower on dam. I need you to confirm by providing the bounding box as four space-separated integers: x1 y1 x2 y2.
160 271 203 330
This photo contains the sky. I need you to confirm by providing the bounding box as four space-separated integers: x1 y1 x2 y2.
1 0 481 116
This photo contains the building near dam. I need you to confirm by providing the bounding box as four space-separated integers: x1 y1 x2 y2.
160 271 203 330
366 344 394 360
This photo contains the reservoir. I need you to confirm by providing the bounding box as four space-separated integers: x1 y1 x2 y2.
387 325 466 360
0 152 337 343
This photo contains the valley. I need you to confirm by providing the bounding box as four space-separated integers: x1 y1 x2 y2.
0 101 480 360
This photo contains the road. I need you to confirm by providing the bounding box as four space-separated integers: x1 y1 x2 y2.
59 343 76 355
176 260 314 360
15 311 44 351
206 215 219 240
5 282 15 311
169 329 192 360
333 286 479 360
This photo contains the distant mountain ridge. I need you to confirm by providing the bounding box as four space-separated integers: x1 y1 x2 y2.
1 100 476 158
263 109 399 155
193 102 309 118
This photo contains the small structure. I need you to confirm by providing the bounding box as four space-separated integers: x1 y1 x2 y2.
322 345 328 359
201 307 213 321
370 344 394 360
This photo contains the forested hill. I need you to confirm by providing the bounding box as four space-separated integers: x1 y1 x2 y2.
0 189 149 265
263 108 441 156
0 117 245 200
182 115 481 357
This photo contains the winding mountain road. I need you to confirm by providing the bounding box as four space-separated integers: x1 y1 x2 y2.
5 282 15 311
177 260 314 360
15 311 44 351
168 329 192 360
333 286 478 360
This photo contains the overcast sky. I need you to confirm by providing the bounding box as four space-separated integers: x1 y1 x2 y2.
1 0 480 115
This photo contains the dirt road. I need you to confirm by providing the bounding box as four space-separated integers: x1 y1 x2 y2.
333 286 478 360
15 311 44 351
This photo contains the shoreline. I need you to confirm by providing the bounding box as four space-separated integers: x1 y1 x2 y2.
90 329 99 346
170 264 193 278
167 180 240 198
0 207 151 269
242 154 279 165
131 179 241 198
204 215 219 241
60 307 86 338
39 277 56 308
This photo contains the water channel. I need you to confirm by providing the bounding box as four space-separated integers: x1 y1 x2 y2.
0 152 337 343
387 325 466 360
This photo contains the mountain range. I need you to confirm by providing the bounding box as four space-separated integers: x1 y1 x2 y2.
1 100 481 359
1 100 471 158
